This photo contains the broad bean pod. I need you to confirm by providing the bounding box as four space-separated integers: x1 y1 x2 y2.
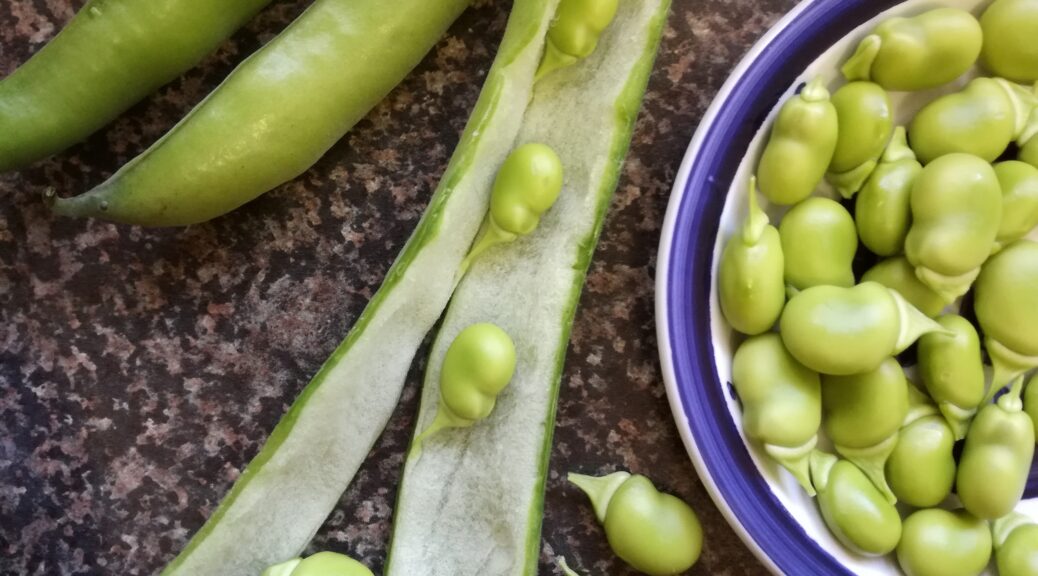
896 508 992 576
827 81 894 198
717 178 785 335
536 0 619 79
779 197 857 293
917 314 986 439
779 282 946 376
810 451 902 556
905 153 1003 301
975 240 1038 389
756 78 838 205
842 7 982 91
855 127 922 257
569 471 702 576
732 333 821 495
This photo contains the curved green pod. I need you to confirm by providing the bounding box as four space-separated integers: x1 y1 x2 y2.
917 315 986 439
975 240 1038 389
821 358 907 503
731 333 821 495
855 127 921 256
263 552 373 576
756 78 838 205
717 178 785 335
993 513 1038 576
0 0 274 172
810 451 902 556
897 508 992 576
841 7 982 92
885 412 956 508
981 0 1038 83
569 472 703 576
862 257 947 318
778 197 856 293
957 377 1035 520
1026 374 1038 442
536 0 620 80
826 81 893 198
779 282 945 376
995 161 1038 251
50 0 471 226
905 153 1003 301
908 77 1036 164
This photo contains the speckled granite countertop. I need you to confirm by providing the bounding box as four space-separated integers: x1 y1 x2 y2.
0 1 794 574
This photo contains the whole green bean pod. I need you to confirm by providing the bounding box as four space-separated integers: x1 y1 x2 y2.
855 127 921 257
992 513 1038 576
756 78 838 205
732 333 821 495
957 377 1035 520
717 177 785 335
975 240 1038 389
50 0 470 226
917 315 986 439
810 451 902 556
826 81 893 198
0 0 273 172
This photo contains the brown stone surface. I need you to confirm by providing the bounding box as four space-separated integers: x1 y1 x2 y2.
0 0 793 574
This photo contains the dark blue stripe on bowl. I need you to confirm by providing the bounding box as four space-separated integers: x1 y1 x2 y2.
664 0 902 574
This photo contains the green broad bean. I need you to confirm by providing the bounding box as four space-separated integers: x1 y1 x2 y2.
917 315 986 439
717 178 786 335
896 508 992 576
262 552 373 576
1021 107 1038 169
855 127 922 256
827 81 894 198
981 0 1038 83
1026 373 1038 441
731 333 821 495
756 78 839 205
461 143 564 272
569 471 702 576
414 323 517 447
993 513 1038 576
861 257 947 318
536 0 619 80
908 77 1036 164
779 197 857 292
841 7 982 91
809 451 902 556
821 358 908 504
779 282 946 376
885 413 956 508
957 377 1035 520
995 160 1038 251
905 153 1003 301
975 240 1038 388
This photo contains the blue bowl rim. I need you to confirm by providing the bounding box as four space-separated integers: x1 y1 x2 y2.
654 0 903 574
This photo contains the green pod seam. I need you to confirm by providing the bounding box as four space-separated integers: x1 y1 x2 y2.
810 451 902 556
536 0 620 80
821 357 908 503
975 240 1038 389
826 81 893 198
908 77 1036 164
917 314 986 439
897 508 992 576
862 257 947 318
569 472 703 576
885 413 956 508
981 0 1038 83
0 0 274 172
731 333 821 495
841 7 982 91
779 282 946 376
905 153 1002 301
756 78 838 205
993 513 1038 576
995 161 1038 251
50 0 471 226
957 377 1035 520
855 127 921 256
779 196 856 293
717 177 785 335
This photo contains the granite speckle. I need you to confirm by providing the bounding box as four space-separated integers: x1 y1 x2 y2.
0 0 793 574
